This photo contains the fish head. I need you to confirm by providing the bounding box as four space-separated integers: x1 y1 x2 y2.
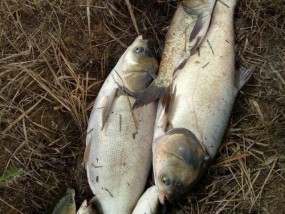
153 128 209 204
121 35 158 92
128 35 156 61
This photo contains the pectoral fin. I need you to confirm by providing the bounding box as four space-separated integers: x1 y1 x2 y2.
189 15 211 56
235 66 255 90
83 134 91 167
189 1 216 56
133 79 165 109
100 87 117 130
157 85 176 132
148 67 157 80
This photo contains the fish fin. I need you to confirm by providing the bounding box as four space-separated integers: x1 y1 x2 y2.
189 16 204 43
189 15 211 56
157 105 168 135
133 80 165 109
235 66 255 90
148 66 158 80
100 87 117 130
83 134 91 167
158 85 176 132
189 0 217 56
173 57 189 79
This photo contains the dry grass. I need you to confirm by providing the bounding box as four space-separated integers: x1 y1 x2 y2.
0 0 284 213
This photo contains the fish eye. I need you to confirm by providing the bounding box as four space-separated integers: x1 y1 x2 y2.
161 175 172 186
134 47 145 54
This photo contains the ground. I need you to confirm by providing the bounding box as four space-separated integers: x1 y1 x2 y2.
0 0 284 213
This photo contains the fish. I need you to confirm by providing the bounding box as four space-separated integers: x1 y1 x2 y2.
84 35 158 213
132 186 159 214
52 188 76 214
131 0 216 109
152 0 254 204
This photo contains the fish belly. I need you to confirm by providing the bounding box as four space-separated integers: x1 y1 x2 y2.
86 95 156 213
168 0 238 158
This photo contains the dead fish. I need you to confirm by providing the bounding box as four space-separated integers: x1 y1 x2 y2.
132 0 216 108
132 186 159 214
152 0 254 203
84 36 158 213
52 188 76 214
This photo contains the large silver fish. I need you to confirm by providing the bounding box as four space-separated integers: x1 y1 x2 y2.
83 36 158 213
153 0 254 203
132 0 216 108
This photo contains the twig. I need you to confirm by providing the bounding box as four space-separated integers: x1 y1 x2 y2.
124 0 140 35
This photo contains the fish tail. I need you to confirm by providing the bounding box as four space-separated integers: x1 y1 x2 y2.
132 79 166 109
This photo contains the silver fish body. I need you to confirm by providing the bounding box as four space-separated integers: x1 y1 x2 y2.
153 0 253 203
84 36 158 213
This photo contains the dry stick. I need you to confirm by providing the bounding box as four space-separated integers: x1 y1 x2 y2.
2 98 43 134
124 0 140 35
136 7 160 43
250 156 278 212
3 141 26 175
24 68 71 112
105 28 128 48
0 198 24 214
58 50 81 88
32 40 64 91
87 0 91 37
212 153 250 167
0 49 30 62
269 63 285 85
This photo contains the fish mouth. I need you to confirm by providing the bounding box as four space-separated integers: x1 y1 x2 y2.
158 192 167 204
135 35 143 41
158 191 179 204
